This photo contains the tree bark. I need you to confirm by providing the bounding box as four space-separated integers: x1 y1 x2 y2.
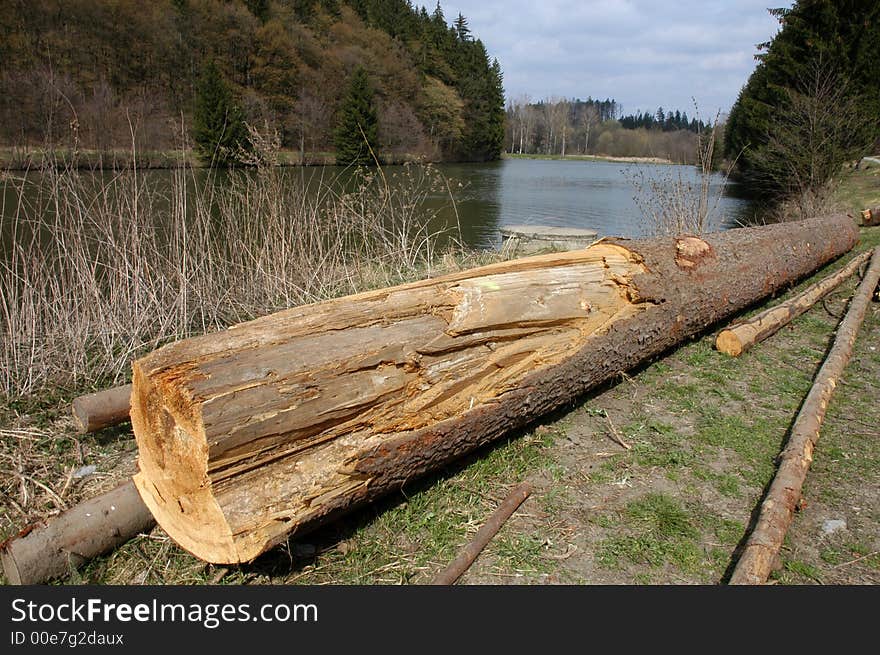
130 214 858 564
715 249 873 356
71 384 132 433
729 245 880 585
0 480 155 584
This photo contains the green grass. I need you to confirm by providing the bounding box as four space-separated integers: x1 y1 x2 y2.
492 534 554 575
782 560 824 584
833 163 880 212
275 427 562 584
597 494 703 573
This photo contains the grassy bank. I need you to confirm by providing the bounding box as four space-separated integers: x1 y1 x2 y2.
834 160 880 212
0 162 877 585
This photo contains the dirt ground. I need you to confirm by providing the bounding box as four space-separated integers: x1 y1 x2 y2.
1 229 878 586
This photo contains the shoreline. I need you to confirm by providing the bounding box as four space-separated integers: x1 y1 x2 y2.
503 152 675 165
0 147 434 171
1 147 679 171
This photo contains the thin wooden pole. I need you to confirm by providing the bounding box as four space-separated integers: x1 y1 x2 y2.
716 249 873 356
0 480 155 585
729 246 880 585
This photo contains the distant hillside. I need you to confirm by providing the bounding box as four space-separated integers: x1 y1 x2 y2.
0 0 505 163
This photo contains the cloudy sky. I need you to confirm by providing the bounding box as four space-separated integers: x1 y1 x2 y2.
438 1 785 116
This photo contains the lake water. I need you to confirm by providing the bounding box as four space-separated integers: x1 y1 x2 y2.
421 158 755 248
2 157 757 253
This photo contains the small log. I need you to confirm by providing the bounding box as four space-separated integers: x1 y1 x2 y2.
860 207 880 227
130 215 858 564
715 249 873 356
431 482 532 585
0 480 155 585
729 246 880 585
71 384 132 433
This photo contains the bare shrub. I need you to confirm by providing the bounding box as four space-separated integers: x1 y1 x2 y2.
746 60 873 220
629 106 734 236
0 157 465 399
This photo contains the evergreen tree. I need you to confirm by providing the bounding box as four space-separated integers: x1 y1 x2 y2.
292 0 316 21
454 13 470 41
334 66 379 166
192 61 247 166
725 0 880 194
455 41 505 161
320 0 341 17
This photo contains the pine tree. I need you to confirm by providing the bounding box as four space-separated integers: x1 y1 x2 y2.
334 66 379 166
454 13 470 41
455 41 505 161
725 2 880 175
192 61 247 166
725 0 880 197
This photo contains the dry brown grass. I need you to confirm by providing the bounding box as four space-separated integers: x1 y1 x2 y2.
0 160 471 399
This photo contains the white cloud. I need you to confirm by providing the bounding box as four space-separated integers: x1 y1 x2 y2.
435 0 784 113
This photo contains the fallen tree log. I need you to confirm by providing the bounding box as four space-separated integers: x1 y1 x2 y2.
72 384 132 433
130 214 858 564
431 481 532 585
0 480 155 584
729 246 880 585
715 249 873 356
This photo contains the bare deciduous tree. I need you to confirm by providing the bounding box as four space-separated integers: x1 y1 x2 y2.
748 59 875 218
580 104 599 154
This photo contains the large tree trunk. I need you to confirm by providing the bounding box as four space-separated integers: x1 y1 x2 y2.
131 215 858 564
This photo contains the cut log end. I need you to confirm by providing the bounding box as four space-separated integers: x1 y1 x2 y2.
130 364 241 563
131 244 645 563
715 329 744 357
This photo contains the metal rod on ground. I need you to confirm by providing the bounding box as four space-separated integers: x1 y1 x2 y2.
0 480 155 585
729 246 880 585
71 384 132 433
716 249 873 356
430 482 532 585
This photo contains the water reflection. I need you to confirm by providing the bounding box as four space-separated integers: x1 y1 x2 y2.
432 159 755 248
1 158 756 254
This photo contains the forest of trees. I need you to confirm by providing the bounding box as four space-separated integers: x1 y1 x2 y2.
505 96 712 164
618 108 707 133
725 0 880 200
0 0 506 163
